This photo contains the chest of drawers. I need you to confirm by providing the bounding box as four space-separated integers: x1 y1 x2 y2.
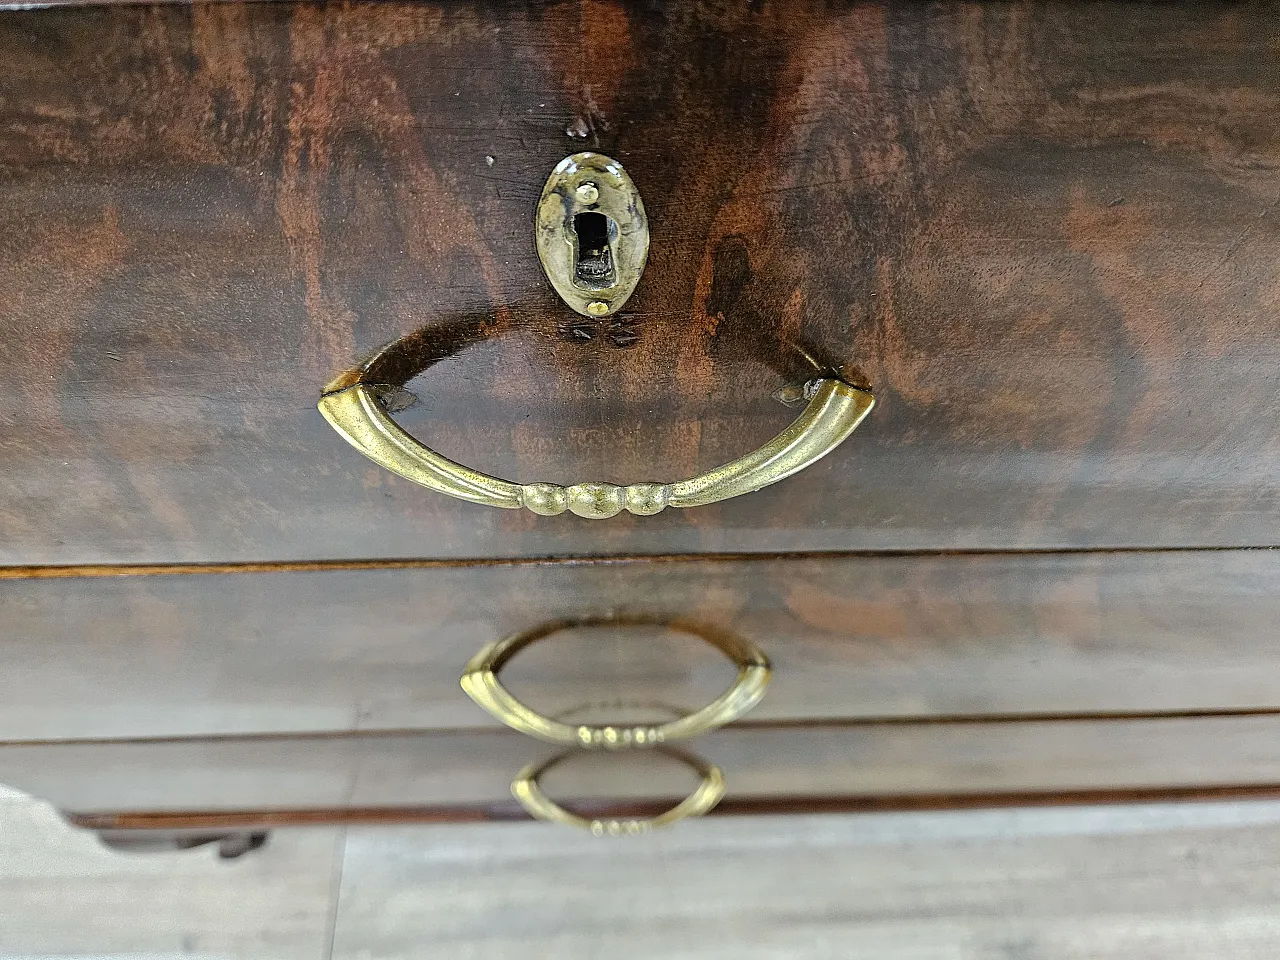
2 0 1279 846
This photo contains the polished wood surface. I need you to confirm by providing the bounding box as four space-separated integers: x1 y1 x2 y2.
6 714 1280 816
59 784 1280 832
2 2 1279 563
2 549 1278 741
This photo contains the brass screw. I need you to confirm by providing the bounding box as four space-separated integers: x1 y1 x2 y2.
575 181 600 204
586 301 609 317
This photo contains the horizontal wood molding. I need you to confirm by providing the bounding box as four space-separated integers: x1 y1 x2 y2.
5 549 1280 741
1 545 1275 581
11 707 1280 751
10 715 1280 819
64 783 1280 832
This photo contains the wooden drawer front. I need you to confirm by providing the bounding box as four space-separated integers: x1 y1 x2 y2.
3 550 1278 742
3 3 1279 564
6 715 1280 818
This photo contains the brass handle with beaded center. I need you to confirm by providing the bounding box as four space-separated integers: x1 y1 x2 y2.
511 749 726 835
318 377 873 519
460 617 771 748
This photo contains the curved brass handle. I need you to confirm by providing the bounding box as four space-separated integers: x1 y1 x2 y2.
461 617 771 747
512 749 725 835
318 378 873 519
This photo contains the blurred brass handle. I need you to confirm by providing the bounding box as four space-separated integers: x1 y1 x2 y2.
461 618 771 748
318 378 873 519
512 749 725 835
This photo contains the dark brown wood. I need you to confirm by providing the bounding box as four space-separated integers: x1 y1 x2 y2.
0 546 1266 580
64 783 1280 832
3 549 1279 741
7 713 1280 817
1 2 1278 564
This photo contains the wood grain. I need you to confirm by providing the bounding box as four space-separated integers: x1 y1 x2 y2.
2 549 1279 741
58 784 1280 832
7 714 1280 817
1 2 1278 563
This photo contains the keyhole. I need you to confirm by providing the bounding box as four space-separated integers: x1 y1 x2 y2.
573 211 615 289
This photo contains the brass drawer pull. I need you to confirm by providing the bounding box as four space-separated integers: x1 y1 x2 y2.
318 377 873 518
461 617 771 747
512 749 725 835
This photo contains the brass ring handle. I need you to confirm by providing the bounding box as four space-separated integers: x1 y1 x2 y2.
512 749 726 835
318 378 873 518
461 617 771 748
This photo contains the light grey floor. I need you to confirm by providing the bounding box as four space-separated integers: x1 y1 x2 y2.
4 782 1280 960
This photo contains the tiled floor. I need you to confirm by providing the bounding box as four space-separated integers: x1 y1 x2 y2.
4 784 1280 959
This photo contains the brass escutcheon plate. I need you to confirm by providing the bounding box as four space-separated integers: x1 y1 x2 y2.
535 152 649 317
